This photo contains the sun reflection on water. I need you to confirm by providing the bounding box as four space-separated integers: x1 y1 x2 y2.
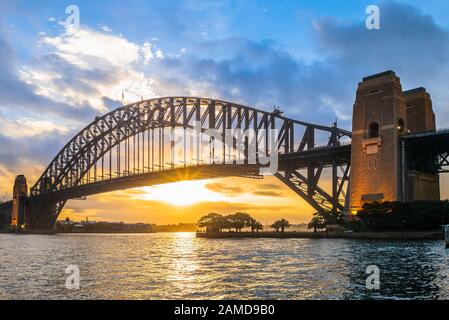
167 233 198 280
1 234 448 300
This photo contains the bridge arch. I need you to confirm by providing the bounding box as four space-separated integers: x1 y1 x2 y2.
20 97 351 230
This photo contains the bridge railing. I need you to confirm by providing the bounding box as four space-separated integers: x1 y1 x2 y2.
402 127 449 139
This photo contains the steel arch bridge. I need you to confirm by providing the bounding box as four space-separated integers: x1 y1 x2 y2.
0 97 352 230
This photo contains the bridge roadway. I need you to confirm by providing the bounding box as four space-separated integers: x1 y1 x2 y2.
402 129 449 173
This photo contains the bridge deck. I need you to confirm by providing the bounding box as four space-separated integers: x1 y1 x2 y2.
28 145 352 202
402 129 449 151
28 164 263 202
0 144 355 206
279 144 351 168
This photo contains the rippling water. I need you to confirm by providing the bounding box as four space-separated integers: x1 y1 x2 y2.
0 233 448 300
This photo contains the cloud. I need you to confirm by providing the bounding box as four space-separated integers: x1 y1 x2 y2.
0 130 71 169
205 181 286 198
100 25 112 33
252 190 284 197
148 38 318 114
21 27 163 112
313 1 449 127
41 28 141 68
317 2 449 78
143 2 449 129
205 182 244 196
0 116 68 138
0 28 99 122
0 25 167 196
251 183 287 198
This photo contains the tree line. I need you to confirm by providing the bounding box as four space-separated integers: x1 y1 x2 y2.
352 201 449 231
307 200 449 232
198 201 449 234
197 212 291 233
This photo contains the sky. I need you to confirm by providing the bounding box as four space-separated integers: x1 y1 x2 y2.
0 0 448 224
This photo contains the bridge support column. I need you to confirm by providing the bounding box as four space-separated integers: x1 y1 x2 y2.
28 201 60 231
349 71 441 213
11 175 28 231
403 88 440 201
349 71 407 213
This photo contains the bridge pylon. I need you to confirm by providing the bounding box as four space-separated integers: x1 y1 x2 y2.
11 175 28 231
348 71 441 214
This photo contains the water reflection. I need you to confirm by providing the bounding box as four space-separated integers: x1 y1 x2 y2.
165 233 202 297
343 241 449 300
0 234 448 300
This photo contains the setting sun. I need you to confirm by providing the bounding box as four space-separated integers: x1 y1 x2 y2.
138 180 225 206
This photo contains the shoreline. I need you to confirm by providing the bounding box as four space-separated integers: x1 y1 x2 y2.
196 231 444 240
0 230 156 235
1 231 444 240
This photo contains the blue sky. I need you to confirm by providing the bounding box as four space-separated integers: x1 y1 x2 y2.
0 0 448 220
3 0 447 125
3 0 449 60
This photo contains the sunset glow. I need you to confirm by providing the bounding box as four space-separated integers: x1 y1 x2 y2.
139 180 225 206
1 0 449 304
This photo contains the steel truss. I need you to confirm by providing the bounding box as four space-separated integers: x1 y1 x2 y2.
17 97 351 229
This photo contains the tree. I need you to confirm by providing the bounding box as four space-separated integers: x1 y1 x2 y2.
271 221 280 232
307 216 325 233
249 219 263 232
226 212 253 232
197 213 224 233
271 219 290 232
199 212 264 233
357 201 449 231
279 219 290 232
220 216 233 233
307 210 345 232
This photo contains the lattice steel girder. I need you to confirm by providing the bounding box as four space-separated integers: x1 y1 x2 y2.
30 97 351 196
275 145 351 214
275 163 350 214
402 131 449 173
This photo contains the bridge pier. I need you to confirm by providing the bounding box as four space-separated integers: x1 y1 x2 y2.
0 175 60 232
10 175 29 231
349 71 441 214
25 200 61 231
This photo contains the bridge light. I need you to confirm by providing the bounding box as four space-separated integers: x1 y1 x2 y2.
397 118 405 132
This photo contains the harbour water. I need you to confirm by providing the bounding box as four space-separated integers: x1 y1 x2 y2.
0 233 448 300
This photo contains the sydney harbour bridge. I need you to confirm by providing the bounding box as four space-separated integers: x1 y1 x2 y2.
0 96 352 230
0 71 448 231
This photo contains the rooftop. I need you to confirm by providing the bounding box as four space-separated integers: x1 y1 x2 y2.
403 87 427 95
362 70 396 81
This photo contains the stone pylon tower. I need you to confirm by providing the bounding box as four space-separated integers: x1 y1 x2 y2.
11 175 28 229
404 87 440 201
349 71 408 212
404 87 436 134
